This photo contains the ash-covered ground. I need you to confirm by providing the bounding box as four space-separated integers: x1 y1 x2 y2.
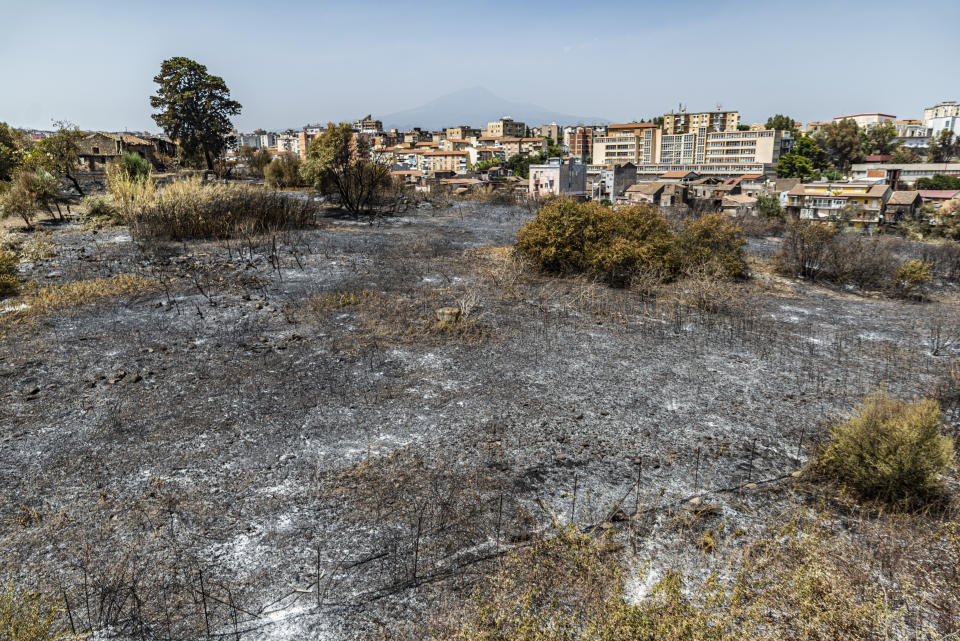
1 203 957 639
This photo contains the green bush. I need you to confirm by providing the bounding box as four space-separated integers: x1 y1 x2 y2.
516 199 679 285
115 152 150 181
677 214 747 278
0 249 19 296
894 259 932 299
818 391 954 505
80 195 122 228
264 156 306 189
131 177 316 241
516 200 748 286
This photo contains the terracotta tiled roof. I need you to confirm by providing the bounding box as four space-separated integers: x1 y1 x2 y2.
888 191 921 206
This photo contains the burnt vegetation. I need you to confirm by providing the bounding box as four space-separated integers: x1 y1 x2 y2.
1 195 959 640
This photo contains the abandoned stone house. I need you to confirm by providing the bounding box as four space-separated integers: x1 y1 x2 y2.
77 132 158 171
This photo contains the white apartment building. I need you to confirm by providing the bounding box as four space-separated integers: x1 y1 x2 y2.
275 133 300 155
832 113 895 129
923 101 960 137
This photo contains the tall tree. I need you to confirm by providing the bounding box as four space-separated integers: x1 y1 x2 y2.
888 146 921 164
765 114 798 135
927 129 957 163
150 57 241 170
815 119 864 172
776 134 828 180
865 121 898 155
28 121 86 196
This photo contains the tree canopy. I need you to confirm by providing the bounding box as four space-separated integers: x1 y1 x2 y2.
815 119 864 172
864 121 898 156
28 121 86 196
765 114 798 135
915 174 960 190
0 122 29 182
927 129 958 163
150 57 242 170
776 134 829 180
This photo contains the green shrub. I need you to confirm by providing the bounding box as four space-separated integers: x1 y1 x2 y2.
894 259 932 299
677 214 747 278
264 156 306 189
516 199 678 286
0 249 19 296
131 177 315 241
0 171 37 228
818 391 954 505
115 152 150 181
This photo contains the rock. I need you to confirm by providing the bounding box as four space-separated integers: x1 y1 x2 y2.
556 454 566 461
23 386 40 396
790 470 803 478
744 482 757 489
687 497 702 506
600 410 609 416
434 307 461 323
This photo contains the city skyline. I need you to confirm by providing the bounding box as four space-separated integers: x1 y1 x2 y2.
3 0 959 132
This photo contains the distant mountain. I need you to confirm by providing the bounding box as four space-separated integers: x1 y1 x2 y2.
380 87 610 131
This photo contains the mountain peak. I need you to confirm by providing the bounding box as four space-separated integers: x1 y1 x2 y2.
381 87 609 130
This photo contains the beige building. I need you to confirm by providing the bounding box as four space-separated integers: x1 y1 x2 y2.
444 126 481 140
663 109 739 134
702 129 788 165
423 150 468 173
532 123 561 140
592 123 661 165
486 118 526 138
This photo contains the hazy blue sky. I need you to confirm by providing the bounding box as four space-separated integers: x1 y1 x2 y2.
2 0 958 132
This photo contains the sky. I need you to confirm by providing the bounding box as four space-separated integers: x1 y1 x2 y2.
2 0 959 133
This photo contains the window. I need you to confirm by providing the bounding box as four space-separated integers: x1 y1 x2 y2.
92 146 100 154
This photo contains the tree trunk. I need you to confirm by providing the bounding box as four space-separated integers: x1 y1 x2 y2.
66 173 85 197
204 150 214 171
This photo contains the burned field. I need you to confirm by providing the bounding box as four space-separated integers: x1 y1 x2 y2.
2 204 958 639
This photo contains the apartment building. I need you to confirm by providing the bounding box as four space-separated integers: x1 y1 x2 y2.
236 133 261 149
564 126 598 161
702 129 790 165
353 115 384 135
663 109 739 134
529 157 586 199
532 123 561 140
444 126 481 140
592 123 660 165
785 182 892 227
423 150 468 173
467 147 508 166
832 113 895 129
486 118 526 137
804 122 829 134
894 120 931 149
275 133 300 155
923 101 960 137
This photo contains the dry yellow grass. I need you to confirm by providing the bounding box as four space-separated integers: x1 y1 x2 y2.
1 274 156 327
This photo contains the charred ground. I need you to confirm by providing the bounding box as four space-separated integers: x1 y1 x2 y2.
1 203 958 639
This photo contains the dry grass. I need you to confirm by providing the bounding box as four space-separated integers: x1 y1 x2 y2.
1 274 156 327
131 177 316 241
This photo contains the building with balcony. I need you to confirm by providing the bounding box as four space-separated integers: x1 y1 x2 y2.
663 108 739 134
423 150 469 173
485 118 526 138
785 182 892 228
444 126 481 140
923 101 960 135
851 163 960 186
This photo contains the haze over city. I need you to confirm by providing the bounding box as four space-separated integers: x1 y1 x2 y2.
3 0 959 131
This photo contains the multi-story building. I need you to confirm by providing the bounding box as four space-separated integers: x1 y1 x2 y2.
467 147 508 166
785 182 892 227
564 126 599 160
444 126 481 140
529 157 586 199
236 133 261 149
701 129 791 165
663 108 739 134
923 101 960 137
893 120 931 150
532 123 561 140
592 123 660 165
832 113 895 129
353 115 384 135
486 118 526 138
275 133 300 155
423 150 468 173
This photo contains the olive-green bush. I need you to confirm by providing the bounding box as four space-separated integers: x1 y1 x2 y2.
818 391 954 505
516 199 747 286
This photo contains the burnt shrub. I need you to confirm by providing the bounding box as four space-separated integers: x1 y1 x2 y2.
817 391 954 506
516 199 678 286
775 221 838 279
130 177 315 241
